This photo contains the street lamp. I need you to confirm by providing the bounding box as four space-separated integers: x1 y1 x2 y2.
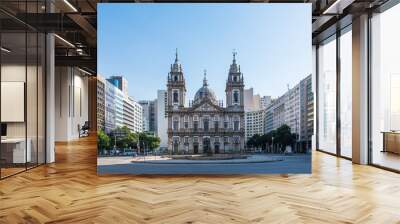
271 136 274 153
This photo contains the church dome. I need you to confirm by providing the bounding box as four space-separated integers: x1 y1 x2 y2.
193 71 218 105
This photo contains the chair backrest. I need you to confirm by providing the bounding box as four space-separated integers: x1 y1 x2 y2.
82 121 90 129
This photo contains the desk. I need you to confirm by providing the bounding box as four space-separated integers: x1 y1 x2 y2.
1 138 31 164
382 132 400 154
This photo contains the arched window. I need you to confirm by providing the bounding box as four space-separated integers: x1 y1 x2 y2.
233 90 239 104
173 117 179 131
173 90 179 104
193 115 199 131
233 116 240 131
184 116 189 129
203 117 209 131
174 75 178 81
214 116 219 131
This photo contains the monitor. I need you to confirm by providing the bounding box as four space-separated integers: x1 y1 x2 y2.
1 123 7 137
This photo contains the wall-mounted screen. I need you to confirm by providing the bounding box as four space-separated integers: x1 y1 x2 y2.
1 82 25 122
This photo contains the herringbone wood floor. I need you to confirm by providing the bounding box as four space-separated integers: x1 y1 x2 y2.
1 136 400 224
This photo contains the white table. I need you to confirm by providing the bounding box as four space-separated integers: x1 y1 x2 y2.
1 138 31 163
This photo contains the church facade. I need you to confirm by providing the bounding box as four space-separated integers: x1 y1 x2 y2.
166 51 245 154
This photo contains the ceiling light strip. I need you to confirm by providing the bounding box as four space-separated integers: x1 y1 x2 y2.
1 47 11 53
78 67 93 76
54 34 75 48
63 0 78 12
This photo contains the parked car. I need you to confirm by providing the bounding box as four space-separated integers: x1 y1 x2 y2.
123 151 137 156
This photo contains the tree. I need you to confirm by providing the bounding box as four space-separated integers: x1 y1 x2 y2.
97 130 110 152
111 126 139 150
254 134 263 149
274 125 296 152
246 135 256 149
147 135 161 150
138 132 161 152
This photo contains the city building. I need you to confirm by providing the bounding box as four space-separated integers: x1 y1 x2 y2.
139 100 157 133
263 75 313 151
264 94 286 133
97 75 106 131
244 89 271 142
244 88 261 112
260 95 272 109
104 79 117 133
107 76 129 96
245 109 265 141
123 96 143 133
167 52 245 154
156 90 168 149
104 76 143 133
299 75 313 148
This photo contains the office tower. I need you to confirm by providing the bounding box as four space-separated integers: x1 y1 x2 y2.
97 75 106 131
107 75 129 96
156 90 168 149
123 96 143 133
139 100 157 133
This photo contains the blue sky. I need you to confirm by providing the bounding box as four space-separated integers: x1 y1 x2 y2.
98 3 311 101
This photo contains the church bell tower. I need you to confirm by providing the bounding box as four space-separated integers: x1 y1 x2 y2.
225 51 244 108
167 49 186 108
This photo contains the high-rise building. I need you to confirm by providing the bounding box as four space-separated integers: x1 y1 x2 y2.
97 75 106 131
113 85 125 129
107 76 129 96
104 80 116 133
299 75 313 146
139 100 157 133
264 94 287 133
260 96 272 109
244 89 272 141
245 109 265 141
123 96 143 133
105 77 143 133
156 90 168 149
263 75 314 151
244 88 261 112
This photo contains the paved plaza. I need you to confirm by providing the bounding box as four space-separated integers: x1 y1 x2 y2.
97 154 311 174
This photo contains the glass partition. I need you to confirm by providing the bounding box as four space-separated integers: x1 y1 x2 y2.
371 3 400 171
1 31 28 177
0 2 46 179
339 28 352 158
317 35 337 154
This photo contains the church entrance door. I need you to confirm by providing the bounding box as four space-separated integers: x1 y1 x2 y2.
203 138 210 154
214 143 220 154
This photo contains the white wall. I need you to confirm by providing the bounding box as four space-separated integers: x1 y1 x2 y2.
54 67 89 141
